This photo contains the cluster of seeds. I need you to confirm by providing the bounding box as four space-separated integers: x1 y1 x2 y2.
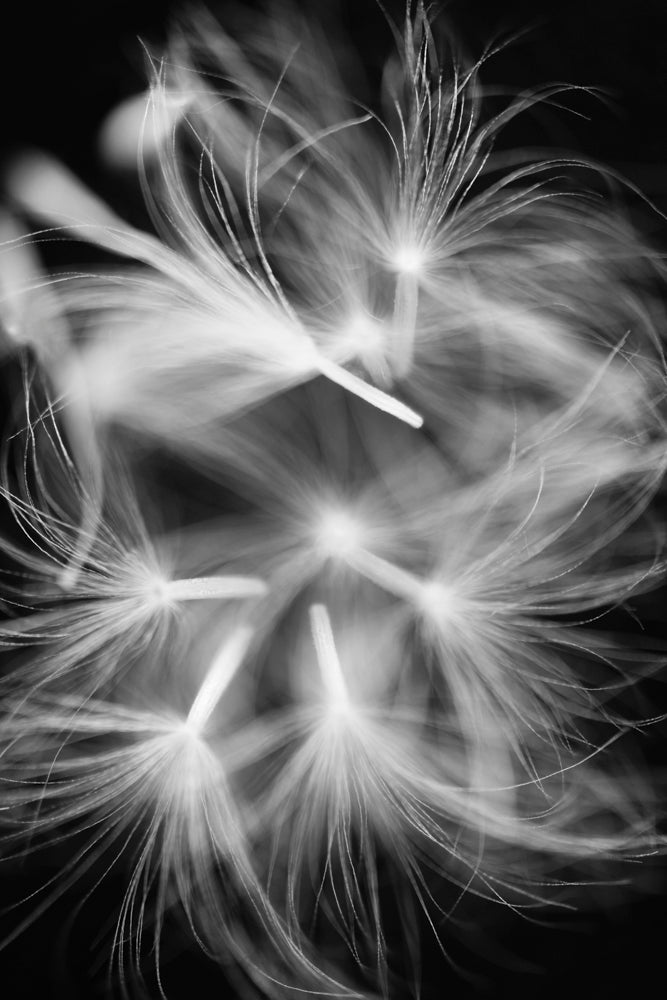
1 5 666 998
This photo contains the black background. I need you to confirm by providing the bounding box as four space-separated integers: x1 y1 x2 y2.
2 1 667 997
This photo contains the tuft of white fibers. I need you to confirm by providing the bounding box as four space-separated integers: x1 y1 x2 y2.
0 635 352 999
249 599 661 997
7 151 423 444
0 390 268 702
2 2 667 998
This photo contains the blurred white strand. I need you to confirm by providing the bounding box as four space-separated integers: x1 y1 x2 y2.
186 624 253 733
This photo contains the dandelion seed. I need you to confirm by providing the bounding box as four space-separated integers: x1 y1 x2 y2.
0 679 349 999
0 399 268 697
256 599 661 994
7 155 423 438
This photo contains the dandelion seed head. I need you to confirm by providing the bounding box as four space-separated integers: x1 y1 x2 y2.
3 4 667 997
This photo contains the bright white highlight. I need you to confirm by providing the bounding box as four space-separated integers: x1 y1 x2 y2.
391 244 425 275
388 245 425 377
308 603 351 713
337 311 391 385
151 574 268 605
414 578 459 622
315 354 423 427
314 507 365 560
186 625 254 734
